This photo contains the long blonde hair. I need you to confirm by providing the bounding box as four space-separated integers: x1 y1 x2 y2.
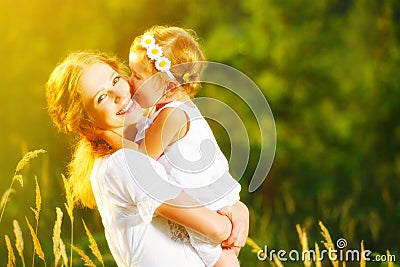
130 25 206 97
46 51 129 209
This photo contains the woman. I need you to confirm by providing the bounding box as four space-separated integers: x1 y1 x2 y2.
46 51 249 267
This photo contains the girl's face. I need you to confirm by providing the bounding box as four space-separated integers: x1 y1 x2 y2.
129 52 166 108
80 63 143 133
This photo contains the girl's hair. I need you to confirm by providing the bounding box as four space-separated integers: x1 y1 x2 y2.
130 25 206 97
46 51 129 209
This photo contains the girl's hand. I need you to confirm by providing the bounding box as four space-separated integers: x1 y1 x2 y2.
218 201 249 248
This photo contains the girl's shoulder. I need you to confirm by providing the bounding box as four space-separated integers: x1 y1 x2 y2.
153 100 197 116
153 100 201 123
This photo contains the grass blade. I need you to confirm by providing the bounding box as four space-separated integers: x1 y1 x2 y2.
25 217 46 263
14 149 47 175
53 207 63 266
5 234 16 267
71 244 97 267
13 220 25 267
319 221 339 267
82 219 104 266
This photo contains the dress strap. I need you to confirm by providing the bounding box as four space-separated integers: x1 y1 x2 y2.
151 100 196 119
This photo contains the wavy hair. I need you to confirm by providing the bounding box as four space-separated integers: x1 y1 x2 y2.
46 51 129 208
130 25 206 97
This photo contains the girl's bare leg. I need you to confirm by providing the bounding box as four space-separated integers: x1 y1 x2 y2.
213 247 240 267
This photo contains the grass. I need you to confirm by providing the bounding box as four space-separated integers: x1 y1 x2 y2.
246 222 397 267
1 150 398 266
1 150 103 267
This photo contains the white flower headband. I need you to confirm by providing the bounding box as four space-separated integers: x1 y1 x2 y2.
136 34 176 80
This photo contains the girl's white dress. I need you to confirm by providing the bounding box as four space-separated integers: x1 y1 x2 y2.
90 149 207 267
135 100 242 266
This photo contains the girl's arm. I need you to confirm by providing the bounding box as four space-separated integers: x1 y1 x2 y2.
218 201 249 248
155 192 232 243
138 107 188 159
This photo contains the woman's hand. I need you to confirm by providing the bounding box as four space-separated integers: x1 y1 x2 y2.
100 129 139 150
218 201 249 248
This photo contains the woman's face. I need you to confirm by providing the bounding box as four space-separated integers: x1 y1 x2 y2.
80 63 143 133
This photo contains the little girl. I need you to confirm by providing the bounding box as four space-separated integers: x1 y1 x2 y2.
112 25 242 267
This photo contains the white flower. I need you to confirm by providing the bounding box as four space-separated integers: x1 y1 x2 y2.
141 34 155 48
140 34 174 79
155 56 171 72
146 44 163 60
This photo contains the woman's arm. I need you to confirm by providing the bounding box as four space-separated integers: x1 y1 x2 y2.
155 192 232 243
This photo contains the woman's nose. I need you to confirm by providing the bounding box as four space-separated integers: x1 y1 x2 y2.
113 88 129 103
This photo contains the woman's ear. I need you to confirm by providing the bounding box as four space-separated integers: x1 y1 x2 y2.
166 81 179 91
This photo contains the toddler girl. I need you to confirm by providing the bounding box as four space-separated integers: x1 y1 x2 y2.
114 25 242 267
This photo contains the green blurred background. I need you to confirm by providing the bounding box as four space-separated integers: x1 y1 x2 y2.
1 0 399 266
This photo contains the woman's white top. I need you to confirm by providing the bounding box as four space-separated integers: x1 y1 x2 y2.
90 149 206 267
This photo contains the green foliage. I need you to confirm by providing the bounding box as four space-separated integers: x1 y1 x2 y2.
1 0 399 266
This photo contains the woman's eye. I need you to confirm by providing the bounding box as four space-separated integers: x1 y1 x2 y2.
97 94 107 104
112 76 120 86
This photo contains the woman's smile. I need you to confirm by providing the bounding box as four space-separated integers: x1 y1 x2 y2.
116 99 135 115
